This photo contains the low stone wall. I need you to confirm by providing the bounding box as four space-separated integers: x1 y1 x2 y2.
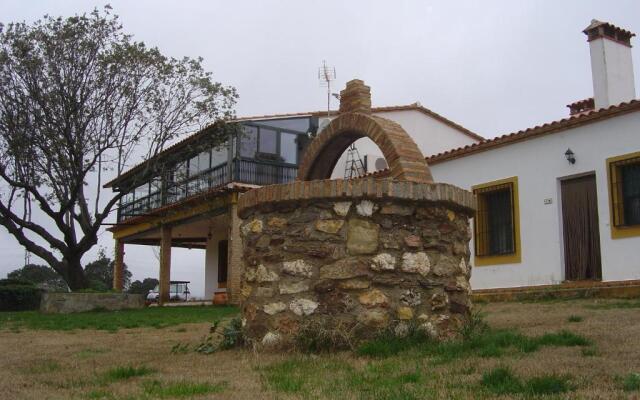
237 179 475 348
40 292 145 314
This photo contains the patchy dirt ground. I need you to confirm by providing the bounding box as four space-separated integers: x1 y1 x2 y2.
1 298 640 399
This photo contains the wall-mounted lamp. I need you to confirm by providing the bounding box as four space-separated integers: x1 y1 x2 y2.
565 148 576 164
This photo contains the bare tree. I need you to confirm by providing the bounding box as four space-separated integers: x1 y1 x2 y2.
0 7 237 289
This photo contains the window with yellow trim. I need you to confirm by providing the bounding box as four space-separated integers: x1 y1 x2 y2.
608 152 640 238
472 177 521 265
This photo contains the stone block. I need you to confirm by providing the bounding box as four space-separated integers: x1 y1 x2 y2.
347 219 379 254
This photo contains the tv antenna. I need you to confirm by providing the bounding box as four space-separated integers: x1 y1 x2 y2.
318 60 336 118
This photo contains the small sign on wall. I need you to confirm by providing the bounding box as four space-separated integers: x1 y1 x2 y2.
544 198 553 205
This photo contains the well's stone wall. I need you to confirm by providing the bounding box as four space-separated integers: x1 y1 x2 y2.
237 179 475 347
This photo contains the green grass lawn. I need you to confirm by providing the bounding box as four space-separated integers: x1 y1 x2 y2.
0 305 239 332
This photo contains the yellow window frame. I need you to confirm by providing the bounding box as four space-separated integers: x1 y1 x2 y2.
472 176 522 266
607 151 640 239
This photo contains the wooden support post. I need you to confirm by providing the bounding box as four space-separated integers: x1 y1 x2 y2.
159 225 172 306
112 239 125 291
227 194 243 305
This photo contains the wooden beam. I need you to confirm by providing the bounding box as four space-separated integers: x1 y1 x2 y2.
112 239 125 291
159 225 172 305
112 195 231 240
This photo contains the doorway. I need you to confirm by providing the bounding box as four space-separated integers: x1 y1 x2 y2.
561 174 602 281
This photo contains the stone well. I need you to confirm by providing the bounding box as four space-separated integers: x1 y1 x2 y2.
237 80 475 348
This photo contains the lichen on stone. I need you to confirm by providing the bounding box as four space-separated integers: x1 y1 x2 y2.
282 259 313 278
333 201 352 217
315 219 345 234
263 302 287 315
289 298 319 316
241 219 263 236
370 253 396 271
356 200 378 216
401 252 431 276
279 281 310 295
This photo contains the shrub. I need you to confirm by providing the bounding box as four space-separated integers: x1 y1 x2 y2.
221 317 244 349
0 280 42 311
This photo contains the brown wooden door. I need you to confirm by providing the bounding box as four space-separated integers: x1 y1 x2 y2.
561 175 602 281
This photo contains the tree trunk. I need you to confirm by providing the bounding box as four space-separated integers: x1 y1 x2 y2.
61 258 88 291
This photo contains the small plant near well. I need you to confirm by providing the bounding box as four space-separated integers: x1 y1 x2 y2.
194 317 244 354
460 309 489 339
220 317 244 349
622 373 640 392
481 366 573 395
567 315 584 322
295 318 358 353
101 365 155 382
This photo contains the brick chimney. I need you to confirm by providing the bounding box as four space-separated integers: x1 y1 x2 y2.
583 20 636 109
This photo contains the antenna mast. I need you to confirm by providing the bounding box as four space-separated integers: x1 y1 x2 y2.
318 60 336 118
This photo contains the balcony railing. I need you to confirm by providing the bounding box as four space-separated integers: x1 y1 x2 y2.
117 159 298 222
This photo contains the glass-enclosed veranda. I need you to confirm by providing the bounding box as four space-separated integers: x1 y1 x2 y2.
116 116 317 222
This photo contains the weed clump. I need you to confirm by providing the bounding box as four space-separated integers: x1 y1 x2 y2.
102 365 155 382
481 366 573 395
622 373 640 392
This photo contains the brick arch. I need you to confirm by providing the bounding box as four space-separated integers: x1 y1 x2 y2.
297 113 433 183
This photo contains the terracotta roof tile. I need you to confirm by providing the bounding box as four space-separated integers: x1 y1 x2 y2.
427 100 640 165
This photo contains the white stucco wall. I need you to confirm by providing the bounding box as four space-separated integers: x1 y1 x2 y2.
430 111 640 290
204 231 227 300
328 109 480 178
589 37 636 109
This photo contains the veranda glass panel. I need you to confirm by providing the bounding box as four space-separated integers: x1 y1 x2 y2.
174 161 188 182
259 128 277 154
258 118 309 132
198 150 211 172
239 126 258 158
189 154 200 177
134 183 149 200
211 142 228 167
281 132 297 164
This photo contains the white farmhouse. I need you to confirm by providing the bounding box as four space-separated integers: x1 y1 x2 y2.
428 20 640 290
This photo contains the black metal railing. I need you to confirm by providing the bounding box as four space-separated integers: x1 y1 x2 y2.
116 159 298 222
233 158 297 186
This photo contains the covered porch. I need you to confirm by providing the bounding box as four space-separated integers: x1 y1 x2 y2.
110 188 246 305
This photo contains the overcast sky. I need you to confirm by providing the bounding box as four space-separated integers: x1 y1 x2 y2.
1 0 639 297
